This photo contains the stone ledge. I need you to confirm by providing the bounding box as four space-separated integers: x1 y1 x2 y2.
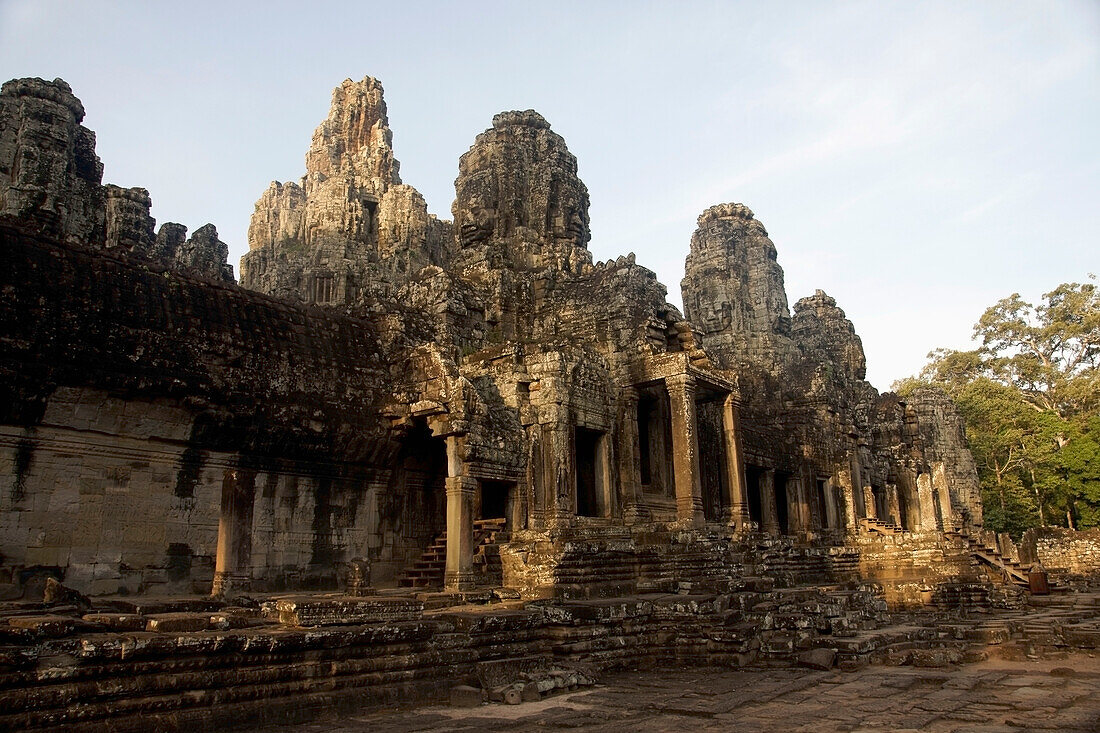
261 595 424 627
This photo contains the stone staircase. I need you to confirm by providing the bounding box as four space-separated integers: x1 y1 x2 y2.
860 517 903 536
397 518 507 588
947 527 1030 588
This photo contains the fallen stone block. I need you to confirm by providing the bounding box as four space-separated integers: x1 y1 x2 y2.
7 614 89 637
82 613 146 632
144 613 214 633
798 647 837 670
450 684 484 707
521 681 541 701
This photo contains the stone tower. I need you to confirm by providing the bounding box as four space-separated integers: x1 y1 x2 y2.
680 203 796 369
240 77 447 303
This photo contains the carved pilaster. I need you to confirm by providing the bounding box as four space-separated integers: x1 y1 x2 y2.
444 436 477 590
721 393 749 530
666 374 704 527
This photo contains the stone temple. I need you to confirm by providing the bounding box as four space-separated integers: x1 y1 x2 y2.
1 77 1098 731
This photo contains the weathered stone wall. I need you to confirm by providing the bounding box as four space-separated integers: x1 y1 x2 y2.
0 225 438 593
1020 527 1100 576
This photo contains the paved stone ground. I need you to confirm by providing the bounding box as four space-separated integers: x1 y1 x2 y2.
259 653 1100 732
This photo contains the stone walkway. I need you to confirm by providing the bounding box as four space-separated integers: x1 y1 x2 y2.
260 654 1100 733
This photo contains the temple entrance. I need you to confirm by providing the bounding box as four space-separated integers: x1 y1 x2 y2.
389 419 448 588
896 487 909 530
872 485 888 522
637 391 673 496
575 426 608 517
480 480 509 521
698 402 725 523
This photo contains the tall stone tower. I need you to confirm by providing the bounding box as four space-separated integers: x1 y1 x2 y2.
680 203 796 369
240 77 447 303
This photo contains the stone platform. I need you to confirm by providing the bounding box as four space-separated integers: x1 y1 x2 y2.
259 655 1100 732
0 588 1097 731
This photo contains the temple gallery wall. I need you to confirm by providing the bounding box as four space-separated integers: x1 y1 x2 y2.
0 75 1092 608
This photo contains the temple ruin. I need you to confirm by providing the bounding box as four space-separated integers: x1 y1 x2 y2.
1 76 1098 731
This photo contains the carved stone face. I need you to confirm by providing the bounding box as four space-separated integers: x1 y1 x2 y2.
551 206 587 247
459 195 495 247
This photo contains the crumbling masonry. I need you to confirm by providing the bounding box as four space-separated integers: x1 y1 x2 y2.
5 73 1100 732
0 75 1005 606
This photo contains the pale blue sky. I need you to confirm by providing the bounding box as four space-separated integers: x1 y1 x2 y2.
2 1 1097 389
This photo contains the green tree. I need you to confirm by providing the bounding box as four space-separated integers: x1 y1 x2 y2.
897 277 1100 536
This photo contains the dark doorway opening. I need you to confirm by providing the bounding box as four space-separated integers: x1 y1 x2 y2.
872 485 888 522
575 427 602 517
393 419 448 584
698 402 726 523
638 396 655 486
896 486 909 530
775 471 790 535
816 479 830 529
746 465 764 527
480 480 509 521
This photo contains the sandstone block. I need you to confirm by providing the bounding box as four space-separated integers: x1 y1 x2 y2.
797 647 836 670
82 613 146 632
6 614 87 637
144 612 214 633
261 596 423 627
449 684 484 707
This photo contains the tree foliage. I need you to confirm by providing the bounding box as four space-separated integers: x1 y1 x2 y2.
897 277 1100 537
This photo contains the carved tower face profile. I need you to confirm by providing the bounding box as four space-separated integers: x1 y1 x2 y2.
457 191 496 248
452 109 590 253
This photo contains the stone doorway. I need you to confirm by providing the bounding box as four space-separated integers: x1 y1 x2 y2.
575 426 608 517
746 465 764 527
480 480 509 522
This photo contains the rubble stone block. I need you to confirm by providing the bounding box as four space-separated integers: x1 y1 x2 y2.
449 685 484 707
797 647 837 670
144 613 214 633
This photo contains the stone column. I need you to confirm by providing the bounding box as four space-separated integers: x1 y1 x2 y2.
721 393 750 530
212 467 256 597
932 462 957 530
822 478 839 530
885 483 901 527
444 435 476 590
666 374 704 527
836 464 859 531
760 469 779 535
789 474 809 532
863 484 878 520
850 452 866 519
916 472 939 532
618 389 644 523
